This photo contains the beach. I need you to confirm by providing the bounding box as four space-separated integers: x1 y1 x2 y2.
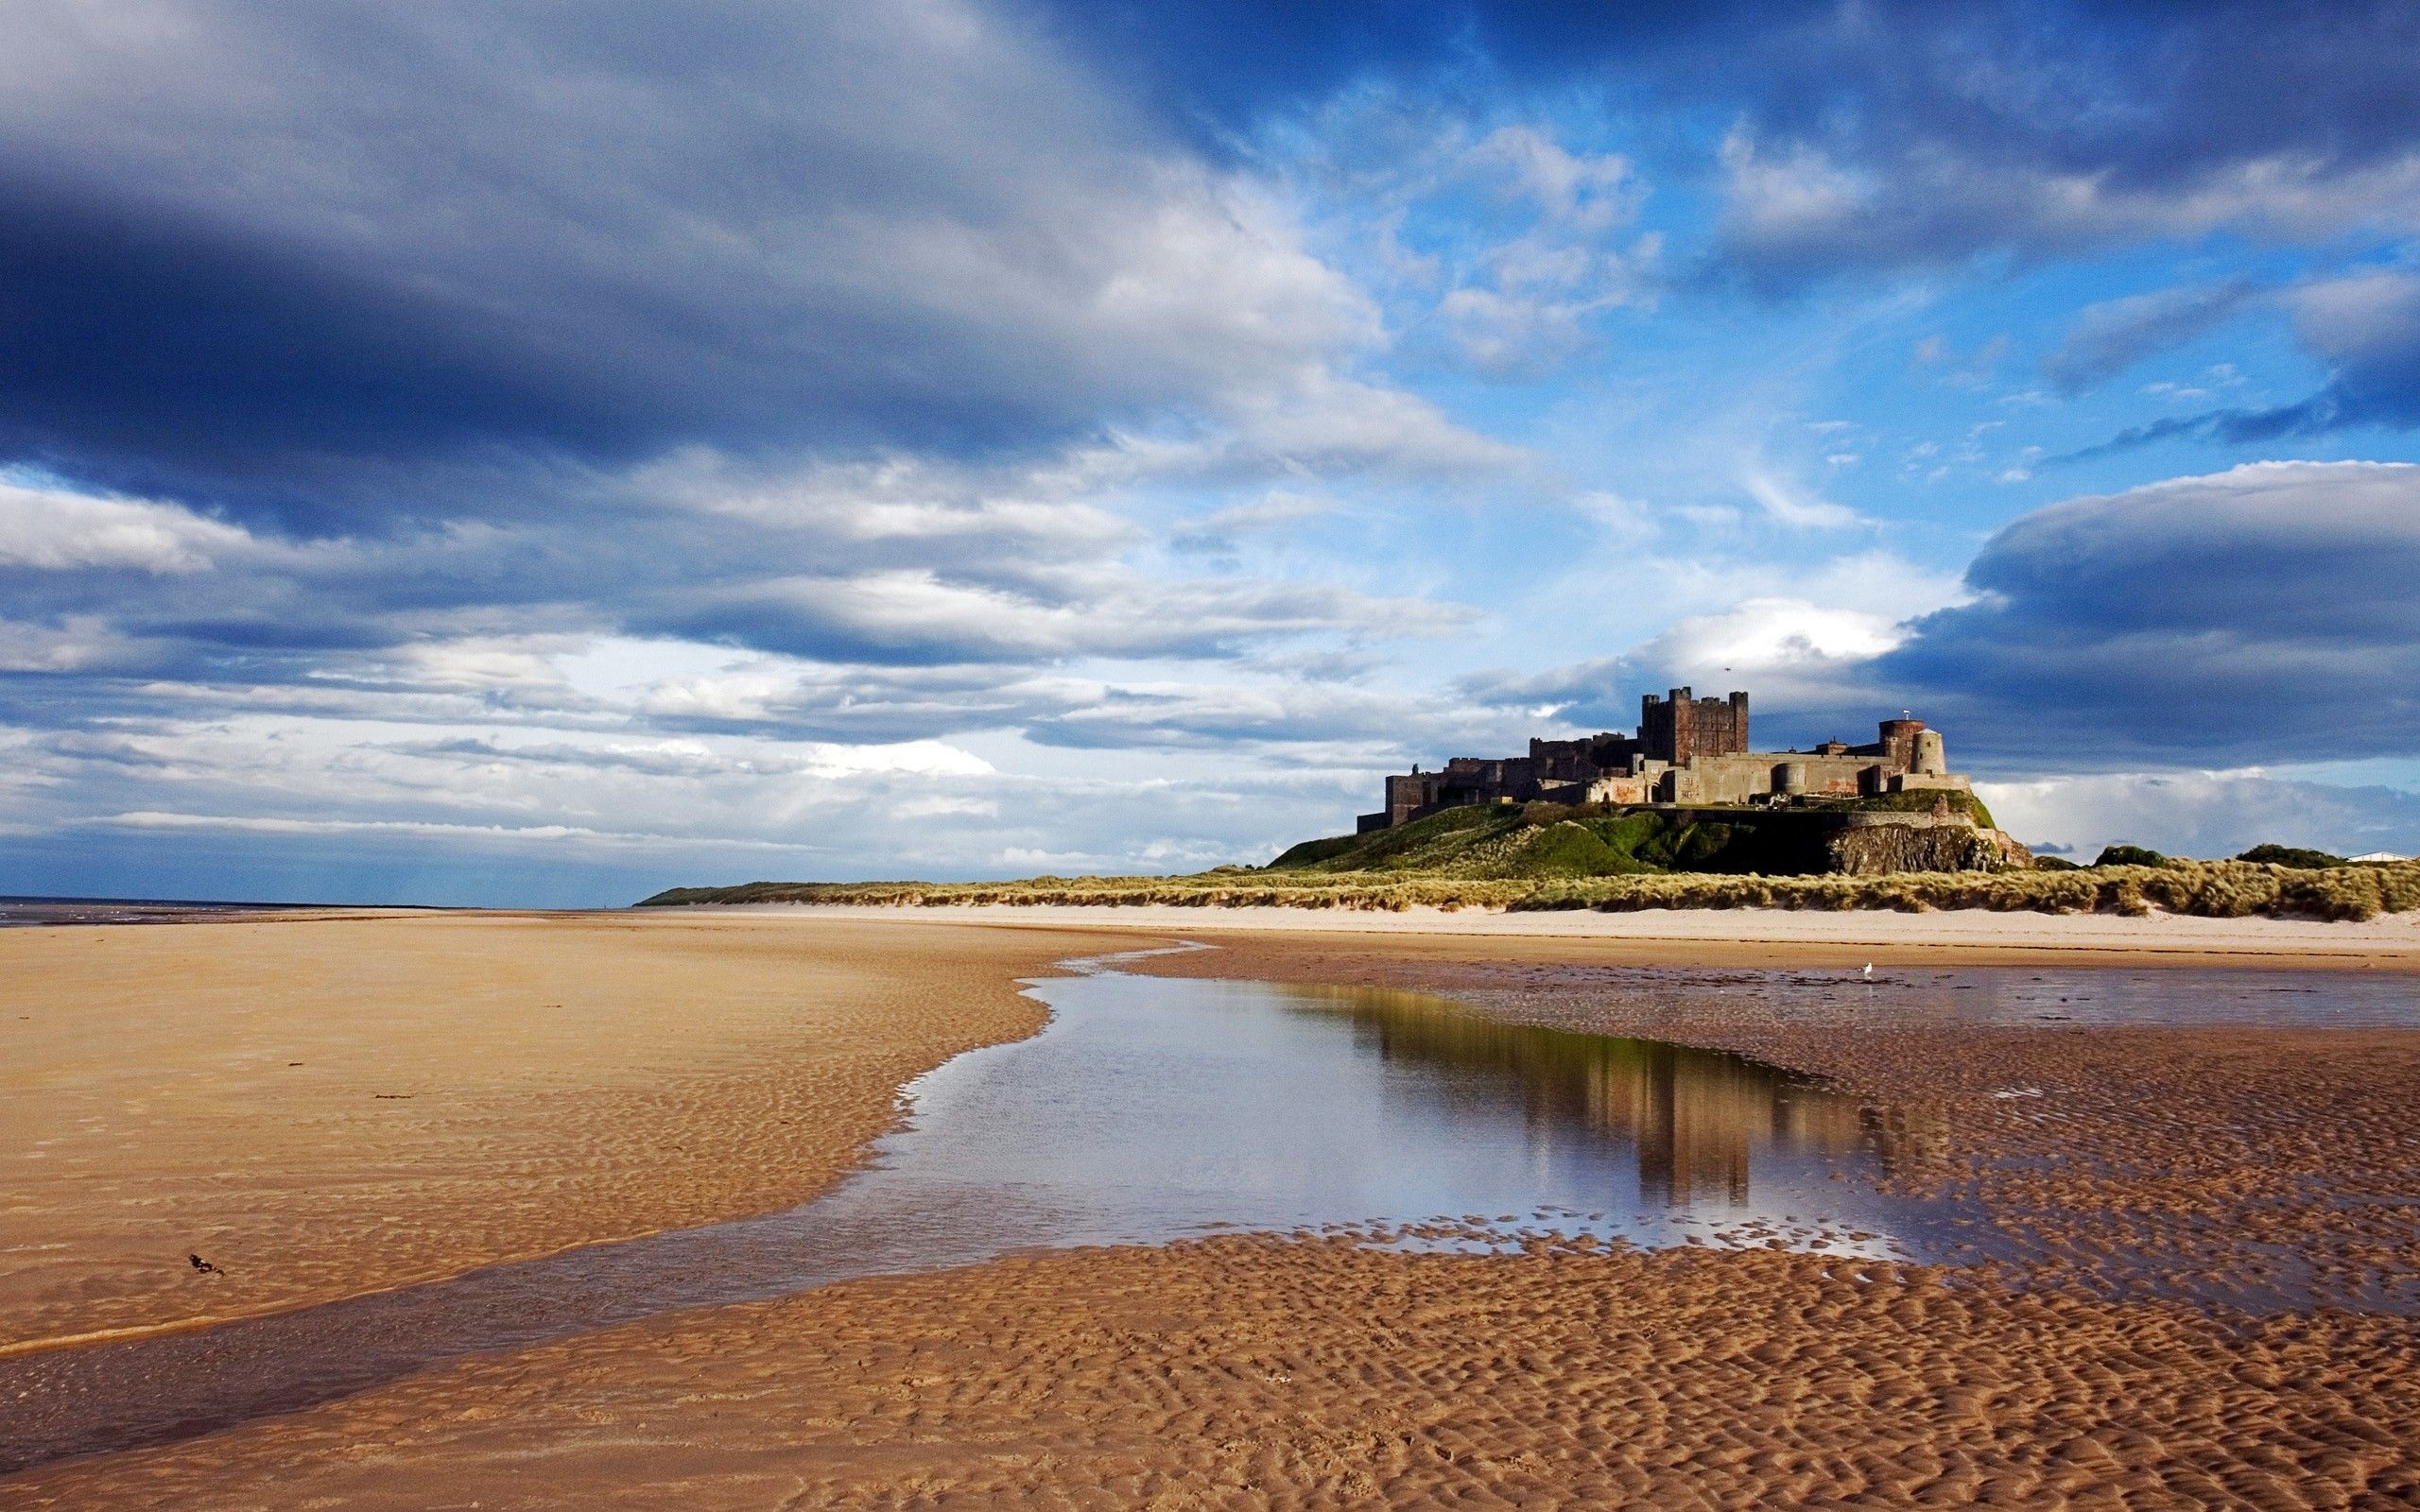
0 911 1133 1352
5 906 2416 1508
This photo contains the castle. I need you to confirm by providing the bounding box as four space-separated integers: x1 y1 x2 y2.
1359 688 1971 833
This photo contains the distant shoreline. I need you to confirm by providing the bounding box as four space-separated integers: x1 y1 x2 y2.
672 899 2420 973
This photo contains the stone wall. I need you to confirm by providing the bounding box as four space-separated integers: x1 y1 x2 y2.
1661 752 1878 804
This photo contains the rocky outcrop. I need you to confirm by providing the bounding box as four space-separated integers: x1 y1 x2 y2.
1824 819 2032 875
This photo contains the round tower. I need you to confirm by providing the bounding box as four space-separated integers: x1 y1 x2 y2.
1912 729 1946 776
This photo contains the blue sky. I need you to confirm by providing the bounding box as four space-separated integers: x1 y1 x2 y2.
6 0 2420 905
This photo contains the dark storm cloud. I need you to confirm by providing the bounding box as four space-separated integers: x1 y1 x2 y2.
1876 461 2420 767
0 0 1371 525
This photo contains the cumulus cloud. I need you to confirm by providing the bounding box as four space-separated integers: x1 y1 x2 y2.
1464 463 2420 781
10 0 2420 902
0 698 1386 902
969 4 2420 290
0 1 1533 791
1270 100 1663 379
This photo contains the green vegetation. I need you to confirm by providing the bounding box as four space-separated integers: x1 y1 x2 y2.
1511 859 2420 921
1267 802 1823 879
2093 844 2171 868
2235 843 2350 868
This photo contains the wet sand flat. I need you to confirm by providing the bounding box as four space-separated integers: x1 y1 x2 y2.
8 913 2418 1508
1121 934 2420 1314
0 912 1132 1351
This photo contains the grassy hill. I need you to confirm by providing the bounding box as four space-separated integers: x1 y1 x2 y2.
1267 794 2000 879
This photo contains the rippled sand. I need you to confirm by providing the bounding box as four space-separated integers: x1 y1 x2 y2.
0 912 1131 1351
9 1236 2415 1508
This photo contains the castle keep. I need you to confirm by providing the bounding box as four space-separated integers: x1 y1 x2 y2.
1359 688 1971 833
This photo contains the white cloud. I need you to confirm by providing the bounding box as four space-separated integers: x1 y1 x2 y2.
1604 596 1902 712
1739 466 1868 529
1466 126 1639 231
0 479 253 573
1977 769 2420 860
1717 128 1872 246
0 614 147 672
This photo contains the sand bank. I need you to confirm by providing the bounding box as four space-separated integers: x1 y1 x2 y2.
0 911 1131 1351
705 898 2420 971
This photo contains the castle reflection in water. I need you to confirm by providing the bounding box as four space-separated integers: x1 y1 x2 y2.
1277 986 1936 1204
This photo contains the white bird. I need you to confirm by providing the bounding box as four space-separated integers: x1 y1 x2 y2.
1861 964 1873 978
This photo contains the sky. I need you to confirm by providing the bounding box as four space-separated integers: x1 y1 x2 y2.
6 0 2420 906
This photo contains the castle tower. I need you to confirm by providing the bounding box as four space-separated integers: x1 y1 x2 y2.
1640 687 1750 764
1876 718 1925 772
1912 729 1946 776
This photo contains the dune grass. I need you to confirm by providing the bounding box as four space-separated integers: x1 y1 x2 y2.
640 855 2420 921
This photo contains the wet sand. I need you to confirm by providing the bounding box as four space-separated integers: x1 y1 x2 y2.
7 912 2418 1508
0 912 1132 1352
714 899 2420 971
